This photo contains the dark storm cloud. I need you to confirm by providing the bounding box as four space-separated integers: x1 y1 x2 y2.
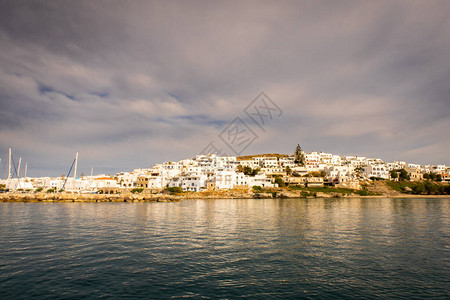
0 0 449 177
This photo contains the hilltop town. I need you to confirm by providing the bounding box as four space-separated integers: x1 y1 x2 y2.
1 145 449 199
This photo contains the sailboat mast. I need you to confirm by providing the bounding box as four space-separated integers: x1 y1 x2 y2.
18 157 22 178
8 148 11 180
74 152 78 179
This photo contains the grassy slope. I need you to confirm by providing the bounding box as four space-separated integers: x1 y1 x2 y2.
288 185 379 196
385 180 450 195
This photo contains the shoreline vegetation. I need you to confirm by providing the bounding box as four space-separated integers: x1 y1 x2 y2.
1 181 449 202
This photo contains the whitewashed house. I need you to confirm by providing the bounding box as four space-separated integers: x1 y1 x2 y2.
116 172 137 188
215 169 237 189
363 164 389 179
181 174 207 192
92 177 119 189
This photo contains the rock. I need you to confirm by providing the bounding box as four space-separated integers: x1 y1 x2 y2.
279 191 298 198
253 193 273 199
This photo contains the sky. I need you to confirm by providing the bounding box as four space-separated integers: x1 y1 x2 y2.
0 0 449 178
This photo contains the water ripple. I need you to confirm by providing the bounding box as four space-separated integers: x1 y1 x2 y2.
0 198 449 299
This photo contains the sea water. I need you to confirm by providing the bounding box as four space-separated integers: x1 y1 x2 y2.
0 198 448 299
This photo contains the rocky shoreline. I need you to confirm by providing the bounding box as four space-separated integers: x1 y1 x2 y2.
0 191 350 202
1 189 448 203
0 193 184 203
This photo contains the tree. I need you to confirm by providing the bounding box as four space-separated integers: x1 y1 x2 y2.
423 173 441 181
294 144 305 166
252 168 260 176
354 166 364 178
274 176 285 187
412 183 425 194
424 181 438 195
285 166 292 176
242 166 260 176
398 169 410 181
236 165 244 173
390 170 398 180
243 166 252 175
424 173 436 180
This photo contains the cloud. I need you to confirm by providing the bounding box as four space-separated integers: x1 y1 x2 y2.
0 0 449 177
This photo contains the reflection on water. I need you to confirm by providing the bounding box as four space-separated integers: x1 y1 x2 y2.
0 198 449 299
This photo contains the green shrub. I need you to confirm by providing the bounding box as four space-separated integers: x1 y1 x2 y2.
289 185 379 196
412 183 425 194
357 189 369 196
165 186 183 194
252 186 263 192
387 180 448 195
131 188 144 194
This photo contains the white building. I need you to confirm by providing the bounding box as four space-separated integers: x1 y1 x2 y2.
249 174 277 188
362 164 390 179
181 174 207 192
305 152 320 167
325 165 354 178
215 169 237 189
261 157 278 168
116 172 138 188
279 157 295 167
92 177 119 190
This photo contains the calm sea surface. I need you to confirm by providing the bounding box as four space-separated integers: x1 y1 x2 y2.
0 198 449 299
